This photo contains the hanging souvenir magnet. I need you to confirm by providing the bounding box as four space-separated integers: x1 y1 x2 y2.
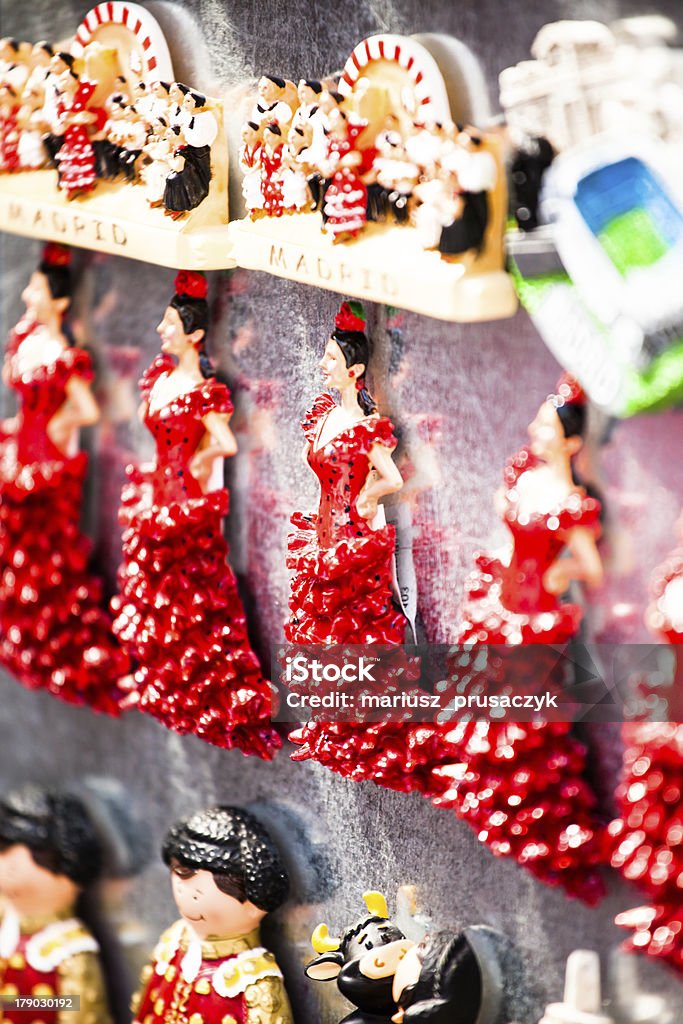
431 374 606 902
285 300 405 647
132 806 293 1024
231 35 517 321
0 784 111 1024
0 4 232 269
292 375 607 904
0 244 129 713
110 271 280 757
304 889 500 1024
502 21 683 416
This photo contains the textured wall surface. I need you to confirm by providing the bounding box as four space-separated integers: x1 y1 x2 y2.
1 1 683 1022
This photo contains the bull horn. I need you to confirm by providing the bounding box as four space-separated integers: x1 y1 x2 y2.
311 923 341 954
363 890 389 919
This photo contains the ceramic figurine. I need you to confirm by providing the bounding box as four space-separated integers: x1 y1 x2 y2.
40 51 73 166
239 55 500 259
251 75 296 128
371 118 418 225
162 87 216 217
0 9 229 270
392 931 488 1024
0 244 128 712
0 784 111 1024
436 127 497 256
132 806 293 1024
291 378 607 904
281 123 313 213
0 45 30 162
140 125 174 208
290 79 325 154
54 67 106 200
322 110 373 242
138 80 172 130
305 892 490 1024
0 82 20 173
457 374 603 644
239 120 263 215
259 122 286 217
430 376 606 903
16 45 54 170
111 271 280 758
304 891 414 1024
116 102 147 182
285 300 405 644
97 92 127 181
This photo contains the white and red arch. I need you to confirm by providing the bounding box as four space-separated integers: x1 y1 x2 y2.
71 2 174 81
338 34 452 124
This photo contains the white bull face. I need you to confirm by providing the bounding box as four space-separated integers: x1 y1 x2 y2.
358 937 415 979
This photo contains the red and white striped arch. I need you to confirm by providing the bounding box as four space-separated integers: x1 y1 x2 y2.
71 2 174 81
339 34 451 124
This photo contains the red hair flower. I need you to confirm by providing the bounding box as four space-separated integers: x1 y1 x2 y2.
550 372 586 408
174 270 208 300
335 300 366 333
42 243 71 267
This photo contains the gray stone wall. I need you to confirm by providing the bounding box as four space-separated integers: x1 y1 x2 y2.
0 1 682 1021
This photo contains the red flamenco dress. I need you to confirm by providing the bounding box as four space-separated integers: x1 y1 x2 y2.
323 122 373 240
428 447 606 903
288 393 409 768
111 354 280 759
606 547 683 972
285 393 405 645
0 104 19 172
0 319 129 712
261 144 285 216
456 447 601 645
55 81 105 200
296 443 606 903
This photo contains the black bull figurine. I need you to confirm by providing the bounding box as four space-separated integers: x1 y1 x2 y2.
304 891 495 1024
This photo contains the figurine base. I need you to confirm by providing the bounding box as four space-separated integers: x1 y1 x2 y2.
0 171 234 270
230 212 517 322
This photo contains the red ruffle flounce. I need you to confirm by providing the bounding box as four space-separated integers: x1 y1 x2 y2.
113 467 281 759
0 448 129 713
609 722 683 973
285 512 405 644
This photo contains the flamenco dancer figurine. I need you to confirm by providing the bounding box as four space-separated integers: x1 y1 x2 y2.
432 376 607 902
0 244 128 712
111 271 280 758
292 377 607 903
0 783 111 1024
54 68 106 200
304 891 491 1024
285 300 405 644
132 805 293 1024
457 374 603 644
